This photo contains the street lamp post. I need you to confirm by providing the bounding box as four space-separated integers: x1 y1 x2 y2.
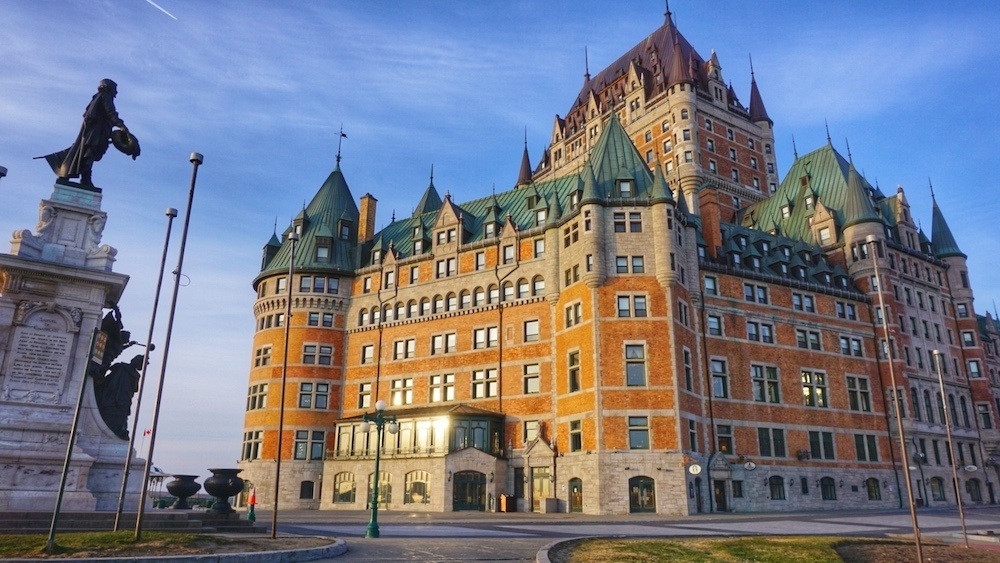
932 349 970 548
866 235 922 561
360 400 398 538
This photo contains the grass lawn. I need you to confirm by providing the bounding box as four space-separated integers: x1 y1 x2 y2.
549 536 1000 563
0 531 330 559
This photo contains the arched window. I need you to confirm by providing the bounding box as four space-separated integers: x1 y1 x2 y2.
820 477 837 500
420 298 431 316
370 308 380 324
923 389 934 423
404 470 431 504
460 290 471 309
960 396 970 427
488 284 499 303
299 480 315 500
333 472 355 504
433 295 444 313
474 287 485 306
368 471 392 506
358 309 367 326
911 388 921 421
502 282 514 301
532 276 545 296
395 302 405 320
517 278 529 298
447 292 457 311
929 477 946 501
949 395 958 426
865 478 881 501
407 300 417 318
936 392 945 424
768 476 785 500
382 304 391 321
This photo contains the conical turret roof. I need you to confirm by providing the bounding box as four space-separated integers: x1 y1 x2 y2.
931 196 965 258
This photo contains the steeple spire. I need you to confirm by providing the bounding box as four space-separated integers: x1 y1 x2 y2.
335 125 347 166
747 54 772 125
584 47 591 82
824 120 832 145
665 0 672 25
792 135 799 160
930 185 965 258
845 138 853 164
516 129 533 187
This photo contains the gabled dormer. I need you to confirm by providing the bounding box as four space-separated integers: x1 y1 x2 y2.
433 194 464 252
482 194 503 240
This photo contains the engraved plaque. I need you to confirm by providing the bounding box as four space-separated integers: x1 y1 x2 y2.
2 308 75 404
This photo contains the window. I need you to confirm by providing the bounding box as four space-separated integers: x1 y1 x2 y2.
523 320 540 342
254 345 272 367
751 364 780 403
626 344 647 386
298 382 329 409
276 277 286 293
707 315 722 336
801 370 828 407
846 376 871 412
404 471 430 504
809 431 835 459
362 277 371 293
628 416 649 449
704 276 718 295
617 295 647 317
435 258 457 278
711 358 729 398
957 303 969 318
978 404 994 429
294 430 325 460
390 378 413 406
472 369 498 398
431 332 456 355
568 351 581 392
246 383 268 411
307 312 320 326
820 477 837 501
302 344 332 365
242 430 263 461
629 212 642 232
613 212 626 232
393 339 415 359
570 420 582 452
361 344 374 365
358 382 371 409
503 244 515 264
565 302 582 327
866 478 882 501
429 373 455 402
475 252 485 271
631 256 644 273
768 476 786 500
792 293 815 312
840 336 863 357
729 147 737 160
523 420 540 443
534 239 545 258
854 434 879 461
758 427 786 457
969 360 982 378
563 223 579 246
522 364 541 394
717 424 733 453
322 313 333 327
474 326 498 349
796 329 821 350
683 348 693 391
836 302 857 320
743 283 768 303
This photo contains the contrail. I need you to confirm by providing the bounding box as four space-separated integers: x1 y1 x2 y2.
144 0 178 20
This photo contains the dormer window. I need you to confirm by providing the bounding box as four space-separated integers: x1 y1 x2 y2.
804 195 814 209
339 221 352 240
781 205 791 218
569 191 580 208
485 223 496 238
412 226 421 238
412 240 423 254
316 245 330 262
294 224 303 236
618 180 633 198
372 250 382 264
535 209 546 226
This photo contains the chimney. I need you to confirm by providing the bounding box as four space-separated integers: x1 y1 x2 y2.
359 193 377 243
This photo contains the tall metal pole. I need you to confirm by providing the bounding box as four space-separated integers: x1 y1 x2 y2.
270 231 298 539
135 153 203 540
45 328 99 553
867 235 922 561
362 399 397 538
114 207 177 531
933 349 970 548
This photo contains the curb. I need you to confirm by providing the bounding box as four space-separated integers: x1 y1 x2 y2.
5 538 347 563
536 536 589 563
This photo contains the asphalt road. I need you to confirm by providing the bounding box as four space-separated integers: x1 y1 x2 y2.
261 506 1000 562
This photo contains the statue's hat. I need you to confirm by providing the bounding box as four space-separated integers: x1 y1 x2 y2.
111 129 141 159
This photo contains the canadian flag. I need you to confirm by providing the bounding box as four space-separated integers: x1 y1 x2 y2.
143 429 152 436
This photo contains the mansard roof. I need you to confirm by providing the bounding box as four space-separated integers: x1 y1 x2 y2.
258 164 360 279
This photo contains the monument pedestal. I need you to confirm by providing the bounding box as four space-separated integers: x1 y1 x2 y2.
0 181 143 511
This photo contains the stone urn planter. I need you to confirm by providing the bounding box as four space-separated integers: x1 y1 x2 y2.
204 468 244 514
165 474 201 509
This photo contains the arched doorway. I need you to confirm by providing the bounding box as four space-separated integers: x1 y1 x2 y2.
629 476 655 513
452 470 486 511
569 478 583 513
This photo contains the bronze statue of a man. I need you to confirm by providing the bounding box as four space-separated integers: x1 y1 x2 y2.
39 79 140 188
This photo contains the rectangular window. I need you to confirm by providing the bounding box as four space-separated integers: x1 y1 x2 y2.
523 364 540 394
717 424 733 453
294 430 325 460
570 420 582 452
361 344 374 365
631 256 644 273
391 378 413 406
298 382 329 409
308 312 320 326
802 370 828 407
393 338 416 359
758 427 786 457
751 364 780 403
475 252 486 271
744 283 768 304
254 345 272 367
978 404 994 429
796 329 821 350
625 344 646 386
358 382 371 409
683 348 693 391
809 430 835 460
242 430 263 461
246 383 268 410
473 326 498 349
711 358 729 398
524 420 540 443
564 302 582 327
472 369 498 398
704 276 718 295
503 244 515 264
568 351 581 392
534 239 545 258
854 434 879 462
628 416 649 450
969 360 982 378
708 315 722 336
846 376 872 412
429 373 455 402
523 320 540 342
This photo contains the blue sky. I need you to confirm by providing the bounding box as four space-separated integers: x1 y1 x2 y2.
1 1 998 482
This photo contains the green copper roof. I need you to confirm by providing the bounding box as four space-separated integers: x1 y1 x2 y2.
588 114 655 197
258 164 360 280
742 144 885 243
931 197 965 258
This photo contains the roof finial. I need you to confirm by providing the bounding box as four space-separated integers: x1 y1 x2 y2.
792 135 798 160
929 177 935 200
273 216 278 234
391 209 396 222
749 53 755 77
584 46 590 81
665 0 672 24
824 120 832 145
335 124 347 165
524 126 528 148
430 163 435 185
845 138 853 164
